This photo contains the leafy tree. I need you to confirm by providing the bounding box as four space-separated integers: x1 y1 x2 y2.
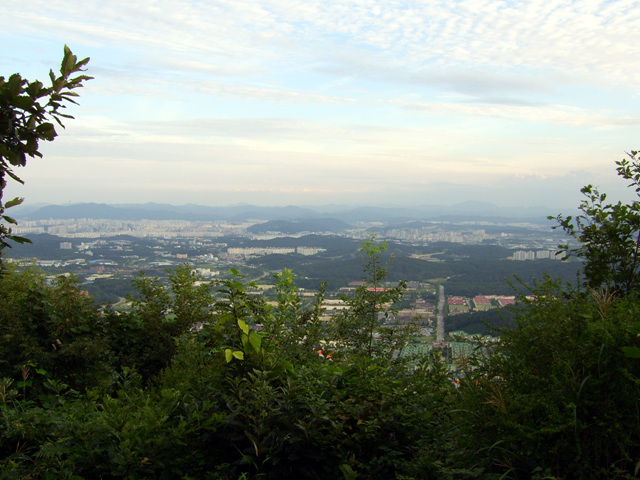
449 154 640 479
0 265 110 392
453 278 640 479
105 265 215 382
258 268 327 363
0 257 458 478
165 263 215 335
0 46 91 258
333 236 411 358
550 150 640 295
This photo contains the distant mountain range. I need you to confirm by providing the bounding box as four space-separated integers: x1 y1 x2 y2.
10 201 565 225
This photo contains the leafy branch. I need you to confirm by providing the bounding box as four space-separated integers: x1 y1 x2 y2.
0 46 91 256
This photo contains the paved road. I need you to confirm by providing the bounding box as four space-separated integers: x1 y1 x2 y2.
436 284 445 343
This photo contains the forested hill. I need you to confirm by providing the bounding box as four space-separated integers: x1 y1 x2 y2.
249 253 580 294
246 218 352 234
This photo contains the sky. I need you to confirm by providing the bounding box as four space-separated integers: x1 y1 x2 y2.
3 0 640 210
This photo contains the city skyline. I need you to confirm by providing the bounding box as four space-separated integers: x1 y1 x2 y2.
3 1 640 210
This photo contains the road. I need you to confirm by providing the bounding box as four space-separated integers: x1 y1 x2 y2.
436 284 445 343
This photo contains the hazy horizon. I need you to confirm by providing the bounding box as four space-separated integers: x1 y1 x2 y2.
12 198 568 211
10 199 576 223
3 1 640 210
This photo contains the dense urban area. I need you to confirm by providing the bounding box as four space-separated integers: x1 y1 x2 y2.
5 206 578 344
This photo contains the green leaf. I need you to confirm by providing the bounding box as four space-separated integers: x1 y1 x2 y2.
62 47 77 77
249 331 262 353
232 351 244 360
340 464 358 480
225 349 245 362
622 346 640 359
12 95 34 110
5 169 24 183
4 197 24 209
35 122 57 140
237 318 249 335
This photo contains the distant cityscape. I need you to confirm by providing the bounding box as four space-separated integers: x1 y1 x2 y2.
9 215 568 265
3 202 579 360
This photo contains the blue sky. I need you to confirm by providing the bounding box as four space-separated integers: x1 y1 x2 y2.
3 0 640 209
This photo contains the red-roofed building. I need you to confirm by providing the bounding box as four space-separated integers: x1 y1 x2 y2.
447 296 469 315
367 287 393 292
497 297 516 307
473 296 493 311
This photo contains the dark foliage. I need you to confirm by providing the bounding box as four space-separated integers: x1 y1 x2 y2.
0 46 91 257
551 150 640 295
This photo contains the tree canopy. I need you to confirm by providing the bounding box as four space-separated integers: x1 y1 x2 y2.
0 46 91 256
550 150 640 295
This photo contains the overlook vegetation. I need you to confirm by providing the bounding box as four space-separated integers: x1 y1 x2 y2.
2 50 640 479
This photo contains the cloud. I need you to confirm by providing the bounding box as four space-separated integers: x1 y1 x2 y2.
394 100 640 128
6 1 640 107
3 1 640 208
6 1 640 81
189 80 358 105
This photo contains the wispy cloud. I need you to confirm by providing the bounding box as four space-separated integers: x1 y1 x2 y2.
395 100 640 127
2 0 640 207
7 1 640 81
